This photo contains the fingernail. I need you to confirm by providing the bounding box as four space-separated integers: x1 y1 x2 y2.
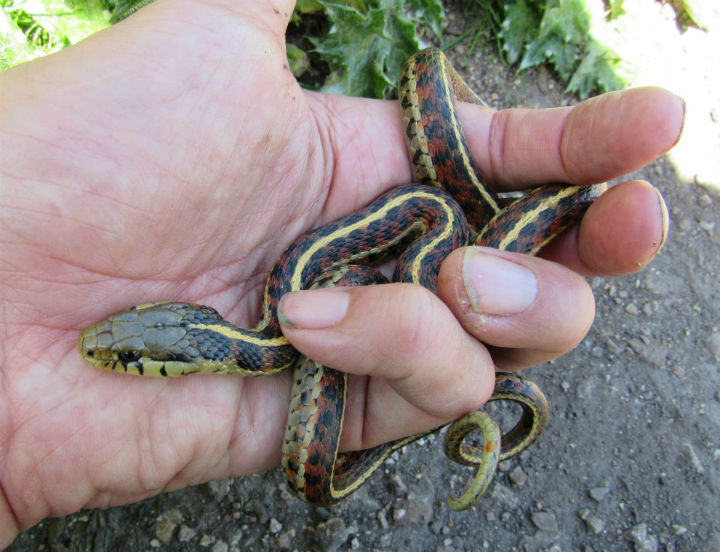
671 94 686 148
462 248 538 315
653 186 670 251
277 288 350 329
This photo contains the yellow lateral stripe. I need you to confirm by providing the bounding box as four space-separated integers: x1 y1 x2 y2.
411 198 457 283
290 189 451 290
188 323 290 347
438 56 500 214
496 186 578 250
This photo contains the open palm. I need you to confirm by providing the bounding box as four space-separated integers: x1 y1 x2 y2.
0 0 682 544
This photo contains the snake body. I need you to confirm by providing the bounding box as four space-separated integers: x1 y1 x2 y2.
79 48 605 510
78 184 468 377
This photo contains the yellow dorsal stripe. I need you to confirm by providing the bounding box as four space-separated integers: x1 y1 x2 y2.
437 56 500 214
187 323 290 347
291 189 454 290
410 197 457 283
496 186 579 251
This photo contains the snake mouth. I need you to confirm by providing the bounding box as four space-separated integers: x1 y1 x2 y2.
78 322 107 365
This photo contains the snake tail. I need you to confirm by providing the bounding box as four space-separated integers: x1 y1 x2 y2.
442 373 548 510
477 183 607 254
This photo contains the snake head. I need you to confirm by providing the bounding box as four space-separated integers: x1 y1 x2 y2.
78 301 224 376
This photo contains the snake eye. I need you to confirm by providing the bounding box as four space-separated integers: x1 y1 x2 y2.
117 350 141 364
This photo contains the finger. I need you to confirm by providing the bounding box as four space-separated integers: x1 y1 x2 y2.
461 86 685 190
437 246 595 371
540 180 670 276
310 87 684 222
277 285 496 449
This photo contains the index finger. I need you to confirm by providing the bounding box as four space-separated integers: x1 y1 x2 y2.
312 87 684 221
460 86 685 191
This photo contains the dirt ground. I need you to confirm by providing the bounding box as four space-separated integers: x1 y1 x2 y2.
7 2 720 552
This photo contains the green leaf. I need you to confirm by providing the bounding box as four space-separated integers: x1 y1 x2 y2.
380 0 422 84
404 0 444 39
286 42 310 77
500 0 541 65
566 38 624 98
295 0 325 15
313 3 393 97
312 0 426 98
603 0 625 21
1 0 110 69
519 0 591 80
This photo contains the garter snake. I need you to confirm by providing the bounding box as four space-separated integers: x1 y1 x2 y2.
78 48 605 510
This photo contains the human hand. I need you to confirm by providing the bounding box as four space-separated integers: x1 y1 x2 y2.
0 0 682 544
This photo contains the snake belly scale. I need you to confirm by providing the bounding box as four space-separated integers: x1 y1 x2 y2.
79 47 605 510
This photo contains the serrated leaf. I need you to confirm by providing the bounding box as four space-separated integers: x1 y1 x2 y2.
313 3 394 97
500 0 541 65
519 0 590 80
379 0 421 83
312 0 425 98
544 0 591 43
566 38 624 99
404 0 444 39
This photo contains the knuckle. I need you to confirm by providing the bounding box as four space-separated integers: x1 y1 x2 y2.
392 285 444 360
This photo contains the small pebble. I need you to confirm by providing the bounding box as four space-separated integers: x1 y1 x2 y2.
275 530 294 550
390 474 408 494
676 218 692 232
392 507 407 523
584 515 606 534
207 478 232 500
707 332 720 361
211 541 228 552
684 442 705 473
626 523 658 552
377 510 390 530
199 534 215 547
155 508 183 544
268 518 282 534
178 525 197 543
671 524 688 536
671 365 685 377
315 518 349 552
699 221 715 236
509 466 528 487
530 511 558 532
589 486 610 502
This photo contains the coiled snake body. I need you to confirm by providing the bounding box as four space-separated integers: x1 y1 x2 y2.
79 48 604 510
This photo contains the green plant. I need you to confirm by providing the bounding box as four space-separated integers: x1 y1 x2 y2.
297 0 444 98
0 0 111 70
458 0 626 99
1 0 706 99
